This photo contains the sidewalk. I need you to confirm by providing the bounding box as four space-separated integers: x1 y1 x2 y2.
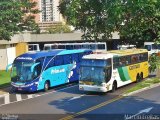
0 87 10 97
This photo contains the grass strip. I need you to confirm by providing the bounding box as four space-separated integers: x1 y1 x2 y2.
0 70 11 88
125 78 160 94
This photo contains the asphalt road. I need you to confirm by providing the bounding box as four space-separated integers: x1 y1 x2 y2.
0 82 159 120
72 86 160 120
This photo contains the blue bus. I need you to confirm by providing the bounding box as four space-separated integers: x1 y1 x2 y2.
7 49 92 92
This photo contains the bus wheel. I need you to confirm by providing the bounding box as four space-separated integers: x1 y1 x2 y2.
44 81 50 92
111 81 117 93
136 74 140 83
140 73 143 81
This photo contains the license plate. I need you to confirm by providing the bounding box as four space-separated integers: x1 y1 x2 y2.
18 88 22 90
79 87 84 90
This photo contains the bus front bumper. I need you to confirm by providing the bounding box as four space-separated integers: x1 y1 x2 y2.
11 82 38 92
79 85 108 92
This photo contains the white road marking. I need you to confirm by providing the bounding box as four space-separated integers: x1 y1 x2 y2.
68 95 85 101
0 84 78 107
35 84 78 97
125 107 153 120
0 93 9 98
16 94 22 101
27 95 33 99
4 95 10 104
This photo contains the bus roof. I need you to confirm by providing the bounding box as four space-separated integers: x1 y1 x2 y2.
106 49 148 56
83 49 148 60
83 54 114 60
15 49 92 62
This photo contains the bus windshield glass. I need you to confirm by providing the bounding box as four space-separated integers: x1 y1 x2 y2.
11 62 36 82
80 59 110 84
80 66 105 84
144 45 151 51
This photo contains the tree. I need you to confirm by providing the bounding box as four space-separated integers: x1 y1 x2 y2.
59 0 120 40
119 0 160 47
59 0 160 46
0 0 22 40
0 0 39 40
149 54 160 77
47 24 72 34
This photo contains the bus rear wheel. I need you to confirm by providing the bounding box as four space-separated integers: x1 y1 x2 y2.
140 73 143 81
44 81 50 92
136 74 141 83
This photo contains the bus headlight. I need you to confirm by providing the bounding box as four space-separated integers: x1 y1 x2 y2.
35 82 39 85
25 83 34 87
79 81 83 84
101 83 106 87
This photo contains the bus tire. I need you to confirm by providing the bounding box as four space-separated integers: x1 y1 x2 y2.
140 72 143 81
44 81 50 92
136 74 140 83
111 81 117 93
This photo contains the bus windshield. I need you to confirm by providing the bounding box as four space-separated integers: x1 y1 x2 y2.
144 45 151 51
80 59 111 85
11 62 36 83
80 66 105 85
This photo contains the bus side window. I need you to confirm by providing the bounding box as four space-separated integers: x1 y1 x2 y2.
98 44 105 50
139 54 144 62
72 54 79 63
74 45 81 49
144 53 148 61
64 54 72 64
107 59 111 66
33 64 41 79
35 57 44 74
66 45 73 50
58 45 65 49
131 55 139 64
45 57 55 69
105 66 112 83
54 56 63 66
78 53 83 62
126 56 131 65
113 57 119 68
119 57 125 66
91 44 96 50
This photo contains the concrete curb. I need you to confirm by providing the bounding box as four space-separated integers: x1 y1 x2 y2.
123 83 160 96
0 93 9 98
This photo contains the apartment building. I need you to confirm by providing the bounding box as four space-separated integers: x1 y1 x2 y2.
40 0 61 22
33 0 64 31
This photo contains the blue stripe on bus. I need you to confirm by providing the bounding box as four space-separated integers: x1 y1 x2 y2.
58 49 88 55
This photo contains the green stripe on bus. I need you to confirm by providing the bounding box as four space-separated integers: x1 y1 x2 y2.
118 67 130 81
123 67 130 80
118 67 126 81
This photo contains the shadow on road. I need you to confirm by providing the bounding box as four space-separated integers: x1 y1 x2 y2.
49 90 160 120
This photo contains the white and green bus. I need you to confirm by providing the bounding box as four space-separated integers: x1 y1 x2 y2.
79 49 149 92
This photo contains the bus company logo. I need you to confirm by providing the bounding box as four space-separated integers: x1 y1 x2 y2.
129 64 140 70
51 68 65 74
16 57 33 60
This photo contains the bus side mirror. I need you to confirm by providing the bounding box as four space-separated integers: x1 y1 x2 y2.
31 62 40 72
6 63 12 72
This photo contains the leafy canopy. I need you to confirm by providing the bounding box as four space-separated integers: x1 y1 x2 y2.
59 0 160 45
0 0 39 40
